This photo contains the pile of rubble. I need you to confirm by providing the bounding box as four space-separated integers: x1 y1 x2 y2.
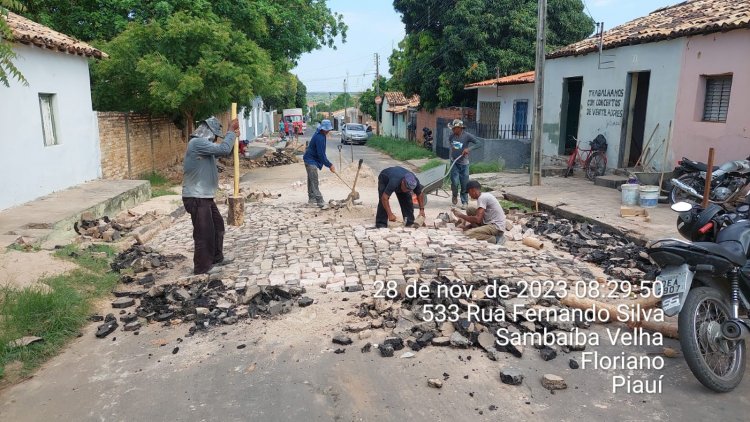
73 211 161 243
517 213 657 281
94 273 313 338
110 244 186 273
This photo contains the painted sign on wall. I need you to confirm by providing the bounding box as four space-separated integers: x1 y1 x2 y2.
585 88 625 118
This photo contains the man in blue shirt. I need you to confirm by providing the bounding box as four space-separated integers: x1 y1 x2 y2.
376 166 425 228
303 119 336 208
182 116 239 275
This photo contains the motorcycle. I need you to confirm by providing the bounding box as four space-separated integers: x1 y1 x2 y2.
647 200 750 392
670 158 750 210
422 127 433 151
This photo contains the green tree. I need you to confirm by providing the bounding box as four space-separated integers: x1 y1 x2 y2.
390 0 594 110
359 76 387 119
263 72 297 112
91 12 273 132
21 0 346 71
294 76 307 110
0 0 26 86
330 92 353 111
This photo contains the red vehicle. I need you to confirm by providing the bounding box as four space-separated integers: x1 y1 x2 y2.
282 108 304 135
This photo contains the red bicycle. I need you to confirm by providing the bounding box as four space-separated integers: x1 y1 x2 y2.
564 135 608 180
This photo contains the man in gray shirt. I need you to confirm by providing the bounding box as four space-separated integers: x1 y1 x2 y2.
448 119 482 208
182 116 239 274
452 180 506 244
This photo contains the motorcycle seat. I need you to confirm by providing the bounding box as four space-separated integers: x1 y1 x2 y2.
682 159 719 172
691 242 747 266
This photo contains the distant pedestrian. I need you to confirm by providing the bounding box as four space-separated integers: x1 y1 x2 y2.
452 180 506 244
303 119 336 208
285 118 292 136
278 119 285 137
182 117 239 275
447 119 482 208
376 166 425 228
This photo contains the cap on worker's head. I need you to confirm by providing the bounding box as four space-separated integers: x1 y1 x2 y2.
448 119 465 129
403 172 418 190
466 180 482 191
200 116 223 137
319 119 333 131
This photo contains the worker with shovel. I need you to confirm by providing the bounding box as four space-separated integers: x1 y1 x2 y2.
182 117 240 275
376 167 425 228
303 119 336 209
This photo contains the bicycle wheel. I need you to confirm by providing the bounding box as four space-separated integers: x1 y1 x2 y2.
585 151 607 180
564 152 577 178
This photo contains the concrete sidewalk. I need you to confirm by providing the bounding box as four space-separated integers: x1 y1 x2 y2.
0 179 150 247
501 175 676 244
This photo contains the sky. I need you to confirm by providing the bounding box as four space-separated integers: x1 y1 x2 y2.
293 0 678 93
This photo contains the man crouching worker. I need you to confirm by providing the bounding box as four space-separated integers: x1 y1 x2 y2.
452 180 506 244
376 166 425 228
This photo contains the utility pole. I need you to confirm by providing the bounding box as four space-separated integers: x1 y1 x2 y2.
530 0 547 186
344 74 348 124
375 53 381 136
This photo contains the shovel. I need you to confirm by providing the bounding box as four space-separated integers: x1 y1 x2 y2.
345 159 363 209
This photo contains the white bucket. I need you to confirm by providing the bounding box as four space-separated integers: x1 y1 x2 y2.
621 184 639 206
639 185 660 208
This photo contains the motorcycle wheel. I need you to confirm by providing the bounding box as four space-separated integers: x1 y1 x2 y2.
669 175 703 205
678 286 746 392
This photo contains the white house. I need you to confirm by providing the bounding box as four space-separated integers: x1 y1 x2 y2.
0 12 106 210
239 96 273 140
541 0 750 172
381 91 419 139
465 71 535 139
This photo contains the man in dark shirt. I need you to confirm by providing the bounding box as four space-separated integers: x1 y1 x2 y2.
303 119 336 208
376 166 425 228
448 119 481 208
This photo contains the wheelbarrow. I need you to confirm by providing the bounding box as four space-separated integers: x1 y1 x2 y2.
412 156 462 206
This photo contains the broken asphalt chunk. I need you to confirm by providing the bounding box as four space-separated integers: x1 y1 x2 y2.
95 320 118 338
499 368 524 386
112 297 135 309
332 335 353 345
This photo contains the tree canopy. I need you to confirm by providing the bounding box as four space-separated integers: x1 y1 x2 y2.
92 11 274 131
18 0 345 123
390 0 594 110
359 76 387 120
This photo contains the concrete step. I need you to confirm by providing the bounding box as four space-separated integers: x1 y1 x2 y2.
594 175 629 189
0 179 151 247
542 167 568 177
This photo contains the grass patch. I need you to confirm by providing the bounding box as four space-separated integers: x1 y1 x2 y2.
0 244 120 380
500 199 531 212
469 162 503 174
141 172 177 198
419 159 445 172
151 187 177 197
367 136 436 161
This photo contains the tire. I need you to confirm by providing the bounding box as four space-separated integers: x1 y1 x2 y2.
585 151 607 180
670 174 703 205
678 286 746 392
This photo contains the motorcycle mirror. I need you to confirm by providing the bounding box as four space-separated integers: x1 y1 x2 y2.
671 202 693 213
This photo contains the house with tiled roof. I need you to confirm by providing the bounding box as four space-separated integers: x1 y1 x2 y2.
541 0 750 175
465 71 535 139
1 12 107 210
381 91 420 139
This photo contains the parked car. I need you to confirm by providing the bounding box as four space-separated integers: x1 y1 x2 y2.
341 123 369 145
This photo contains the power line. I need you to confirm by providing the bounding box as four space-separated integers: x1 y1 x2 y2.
582 0 597 23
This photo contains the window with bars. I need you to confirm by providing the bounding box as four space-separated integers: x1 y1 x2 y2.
702 75 732 122
38 93 59 146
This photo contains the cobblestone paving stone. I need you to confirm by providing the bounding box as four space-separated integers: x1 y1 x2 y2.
150 203 595 292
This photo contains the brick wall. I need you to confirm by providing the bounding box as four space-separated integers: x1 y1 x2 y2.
416 107 476 142
98 112 186 179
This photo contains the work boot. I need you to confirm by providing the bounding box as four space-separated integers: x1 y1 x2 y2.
452 195 458 205
319 204 330 210
461 203 467 210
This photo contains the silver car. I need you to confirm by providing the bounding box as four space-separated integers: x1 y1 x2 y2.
341 123 368 145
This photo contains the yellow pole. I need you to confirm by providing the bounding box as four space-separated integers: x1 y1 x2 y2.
231 103 239 197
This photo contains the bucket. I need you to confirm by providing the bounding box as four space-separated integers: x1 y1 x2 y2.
621 184 639 206
639 185 659 208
